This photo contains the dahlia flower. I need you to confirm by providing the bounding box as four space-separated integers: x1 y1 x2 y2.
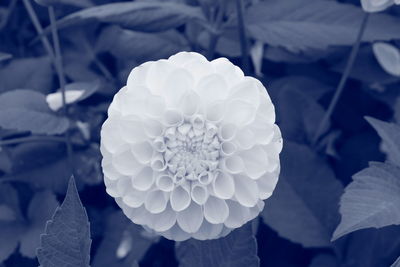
360 0 400 12
100 52 282 241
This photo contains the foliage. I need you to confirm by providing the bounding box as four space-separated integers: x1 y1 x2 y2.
0 0 400 266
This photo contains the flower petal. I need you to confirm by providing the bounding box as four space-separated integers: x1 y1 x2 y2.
212 172 235 199
163 68 194 107
131 167 154 191
170 185 191 212
131 141 154 164
195 74 229 103
192 220 224 240
204 196 229 224
224 200 251 228
122 189 146 208
177 202 203 233
145 190 168 214
113 150 142 176
233 174 259 207
224 100 257 126
191 183 209 205
147 203 177 232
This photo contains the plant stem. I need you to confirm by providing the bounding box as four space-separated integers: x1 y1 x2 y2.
312 13 369 146
235 0 249 74
0 136 65 146
206 0 225 60
22 0 55 62
0 0 18 30
48 7 74 174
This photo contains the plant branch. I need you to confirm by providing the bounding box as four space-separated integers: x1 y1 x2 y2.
235 0 249 74
22 0 55 62
0 136 65 146
206 1 225 60
48 7 74 174
312 13 369 146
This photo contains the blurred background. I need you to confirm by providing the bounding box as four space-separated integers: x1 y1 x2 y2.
0 0 400 266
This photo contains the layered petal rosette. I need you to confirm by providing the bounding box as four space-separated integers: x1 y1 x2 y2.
100 52 282 241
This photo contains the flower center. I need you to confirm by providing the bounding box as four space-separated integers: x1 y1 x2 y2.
160 116 221 184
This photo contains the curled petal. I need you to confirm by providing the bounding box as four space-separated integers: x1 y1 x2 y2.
192 220 223 240
220 141 236 157
131 141 154 164
240 146 269 179
213 172 235 199
156 174 174 192
204 196 229 224
196 74 229 103
218 123 237 141
206 101 225 123
146 203 177 232
113 150 142 176
179 90 200 117
177 202 203 233
163 109 184 126
257 170 279 199
131 167 154 191
233 175 259 207
163 68 194 107
170 185 191 212
122 189 146 208
222 156 244 174
145 190 168 214
229 77 260 107
224 100 257 126
224 200 251 228
191 183 209 205
211 57 244 87
145 95 166 118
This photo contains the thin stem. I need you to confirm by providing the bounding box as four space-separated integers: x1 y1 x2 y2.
235 0 249 74
22 0 55 62
0 136 65 146
312 13 369 146
0 0 18 30
48 7 74 174
206 0 225 60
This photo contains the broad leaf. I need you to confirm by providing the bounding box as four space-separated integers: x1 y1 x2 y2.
245 0 400 52
0 57 52 93
373 42 400 77
37 177 91 267
332 162 400 240
96 26 189 63
177 223 259 267
366 117 400 166
0 90 69 135
52 2 206 33
262 141 343 247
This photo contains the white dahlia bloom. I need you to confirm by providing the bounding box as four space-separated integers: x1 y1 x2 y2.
360 0 399 12
100 52 282 241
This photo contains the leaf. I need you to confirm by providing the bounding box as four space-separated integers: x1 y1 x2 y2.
0 184 24 263
392 256 400 267
51 1 206 33
0 52 12 62
177 223 259 267
270 77 332 144
332 162 400 240
96 26 189 63
19 191 59 258
0 90 69 135
0 57 53 93
366 117 400 166
245 0 400 52
261 141 343 247
37 177 91 267
373 42 400 77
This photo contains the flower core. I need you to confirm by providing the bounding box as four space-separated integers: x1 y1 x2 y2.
161 117 220 185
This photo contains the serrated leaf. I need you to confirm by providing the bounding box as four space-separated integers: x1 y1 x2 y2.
177 223 259 267
245 0 400 52
332 162 400 240
0 57 52 93
261 141 343 247
51 2 205 33
392 256 400 267
37 177 91 267
366 117 400 166
0 90 69 135
96 26 189 63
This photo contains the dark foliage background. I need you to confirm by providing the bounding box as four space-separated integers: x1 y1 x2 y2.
0 0 400 266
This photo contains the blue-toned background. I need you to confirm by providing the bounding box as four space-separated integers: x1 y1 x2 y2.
1 0 400 266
